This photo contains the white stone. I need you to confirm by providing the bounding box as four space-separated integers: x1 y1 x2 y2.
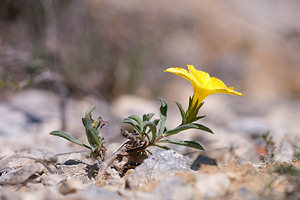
195 173 231 199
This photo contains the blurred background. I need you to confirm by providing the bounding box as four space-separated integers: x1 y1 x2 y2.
1 0 300 163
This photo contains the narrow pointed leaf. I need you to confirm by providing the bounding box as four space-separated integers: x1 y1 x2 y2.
142 121 157 143
153 119 160 126
157 140 204 150
128 115 143 131
122 118 141 132
192 101 204 118
175 102 186 124
188 96 193 107
162 124 196 137
143 114 147 122
158 99 167 136
162 123 213 137
147 113 155 121
49 131 91 150
186 98 204 123
200 101 204 108
85 105 96 118
143 113 155 121
189 115 205 123
192 123 213 134
154 144 170 150
82 117 101 147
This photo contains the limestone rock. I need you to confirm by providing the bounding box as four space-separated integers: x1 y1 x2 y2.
41 173 65 186
55 162 91 183
195 173 231 199
154 177 194 200
96 167 125 191
65 185 122 200
18 148 57 163
58 178 84 195
0 163 43 185
126 150 190 189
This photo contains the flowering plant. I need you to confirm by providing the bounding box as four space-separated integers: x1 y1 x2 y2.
49 65 242 170
121 65 243 151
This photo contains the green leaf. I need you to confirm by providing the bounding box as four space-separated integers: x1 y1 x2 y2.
192 123 213 134
162 123 213 137
186 98 204 123
153 119 160 126
147 113 155 121
175 102 186 124
82 117 101 147
154 144 170 150
122 118 141 132
189 115 205 123
85 105 96 118
158 99 167 136
143 114 147 122
143 113 155 121
192 101 204 118
157 140 204 150
188 96 193 107
49 131 91 150
142 121 157 143
198 101 204 110
128 115 143 131
162 124 196 137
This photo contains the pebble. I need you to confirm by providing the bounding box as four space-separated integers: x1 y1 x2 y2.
195 173 231 199
58 178 84 195
0 163 43 185
154 177 194 200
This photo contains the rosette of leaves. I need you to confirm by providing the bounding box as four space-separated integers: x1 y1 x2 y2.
49 106 107 160
121 99 213 151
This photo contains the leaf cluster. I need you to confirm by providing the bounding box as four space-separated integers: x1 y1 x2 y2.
49 106 106 159
122 99 213 151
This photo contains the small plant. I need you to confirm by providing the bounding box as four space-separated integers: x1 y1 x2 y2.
259 132 276 164
50 106 107 162
121 98 212 152
49 65 243 174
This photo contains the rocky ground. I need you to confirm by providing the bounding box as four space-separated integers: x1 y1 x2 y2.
1 89 300 200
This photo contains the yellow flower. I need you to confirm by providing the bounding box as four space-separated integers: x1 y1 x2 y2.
164 65 243 108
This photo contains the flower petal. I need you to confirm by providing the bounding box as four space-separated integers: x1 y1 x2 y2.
207 77 228 89
208 77 243 96
187 65 210 87
192 88 210 106
165 65 243 109
164 67 197 85
211 88 243 96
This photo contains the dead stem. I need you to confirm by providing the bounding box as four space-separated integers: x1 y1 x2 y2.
96 141 131 179
55 150 89 156
96 140 149 179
